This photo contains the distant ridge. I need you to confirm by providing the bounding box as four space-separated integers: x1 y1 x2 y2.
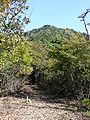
24 25 86 43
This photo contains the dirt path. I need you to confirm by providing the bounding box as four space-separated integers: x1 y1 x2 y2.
0 85 89 120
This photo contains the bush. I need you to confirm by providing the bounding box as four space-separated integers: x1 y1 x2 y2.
82 98 90 109
0 34 33 95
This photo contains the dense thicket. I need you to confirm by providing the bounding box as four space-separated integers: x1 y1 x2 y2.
0 0 32 95
25 25 90 99
0 34 33 95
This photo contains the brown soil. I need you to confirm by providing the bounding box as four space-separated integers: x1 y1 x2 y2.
0 84 90 120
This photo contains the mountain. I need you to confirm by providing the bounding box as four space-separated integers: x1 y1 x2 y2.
24 25 86 43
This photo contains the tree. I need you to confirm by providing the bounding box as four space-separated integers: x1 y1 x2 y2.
0 0 30 34
78 9 90 41
0 33 33 94
0 0 32 95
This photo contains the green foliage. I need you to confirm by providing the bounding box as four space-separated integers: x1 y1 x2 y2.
1 24 90 98
0 34 32 72
32 41 48 69
0 0 30 34
0 0 31 95
49 39 90 97
82 99 90 109
0 33 33 94
84 111 90 117
26 25 90 98
25 25 85 43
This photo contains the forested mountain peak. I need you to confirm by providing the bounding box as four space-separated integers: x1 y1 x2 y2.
24 25 85 43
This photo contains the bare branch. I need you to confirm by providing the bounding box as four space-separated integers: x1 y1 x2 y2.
78 9 90 41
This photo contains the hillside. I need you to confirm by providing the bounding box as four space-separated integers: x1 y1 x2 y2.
24 25 86 43
24 25 90 99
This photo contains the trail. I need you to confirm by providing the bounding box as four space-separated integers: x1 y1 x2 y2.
0 84 89 120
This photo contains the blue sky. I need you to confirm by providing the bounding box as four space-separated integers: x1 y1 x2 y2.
25 0 90 32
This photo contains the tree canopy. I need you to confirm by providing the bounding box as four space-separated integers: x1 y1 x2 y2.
0 0 30 34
